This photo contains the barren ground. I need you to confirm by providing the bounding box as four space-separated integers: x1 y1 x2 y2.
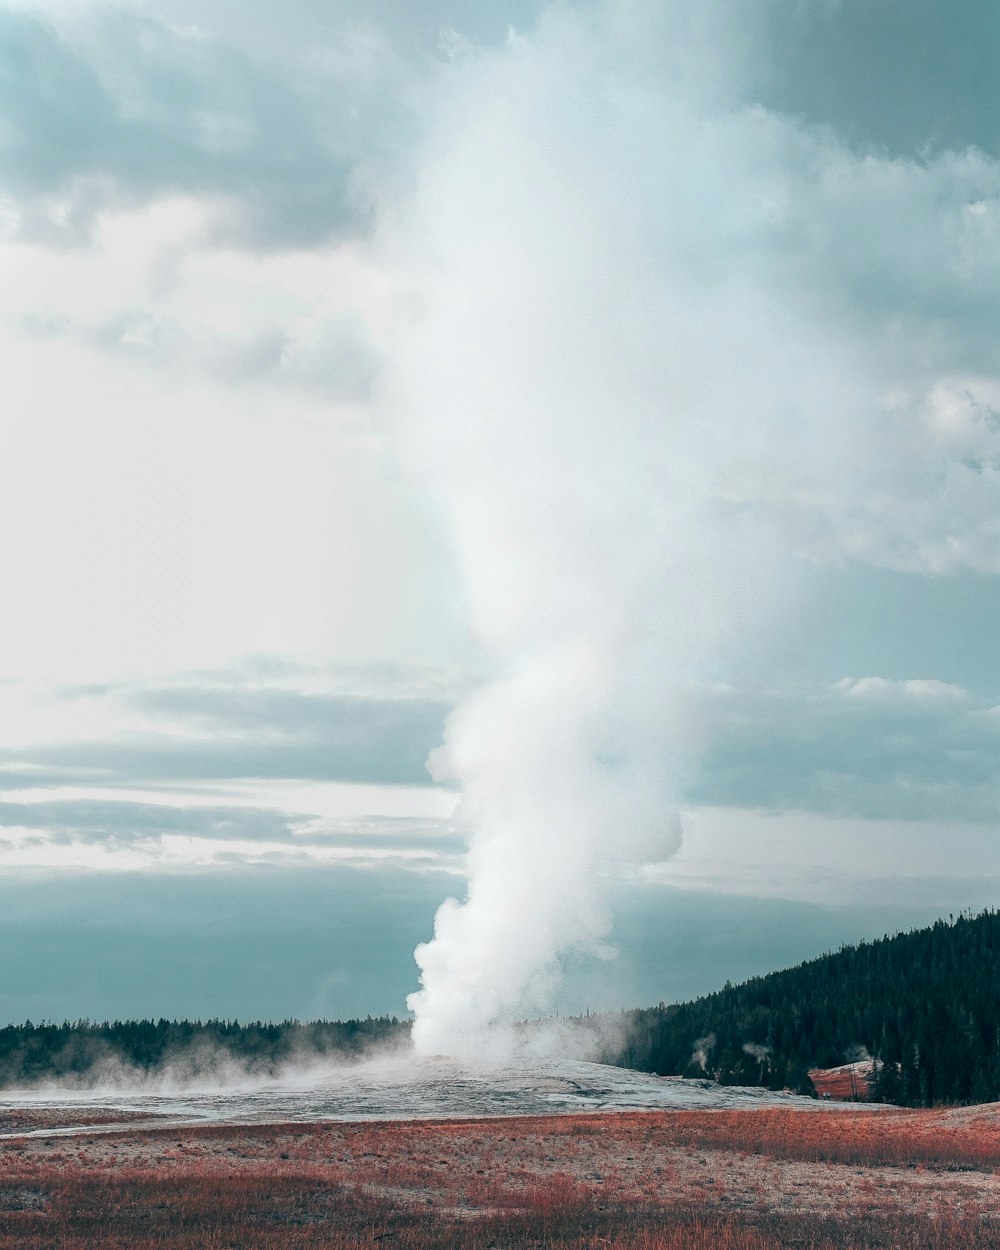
3 1103 1000 1247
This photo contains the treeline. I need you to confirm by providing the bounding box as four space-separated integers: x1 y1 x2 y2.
616 910 1000 1107
0 1015 409 1087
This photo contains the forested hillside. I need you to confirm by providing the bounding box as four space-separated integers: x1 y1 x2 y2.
618 911 1000 1106
0 1016 408 1087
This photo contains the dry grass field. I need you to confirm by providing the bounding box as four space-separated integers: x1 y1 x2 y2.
3 1104 1000 1248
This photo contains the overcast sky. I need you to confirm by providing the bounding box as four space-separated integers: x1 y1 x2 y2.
2 0 1000 1028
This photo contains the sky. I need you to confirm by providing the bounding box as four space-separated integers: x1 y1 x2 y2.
1 0 1000 1030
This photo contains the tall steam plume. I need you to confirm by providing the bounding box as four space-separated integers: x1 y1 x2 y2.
379 3 1000 1056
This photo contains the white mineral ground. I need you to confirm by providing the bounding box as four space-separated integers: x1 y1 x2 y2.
0 1058 884 1139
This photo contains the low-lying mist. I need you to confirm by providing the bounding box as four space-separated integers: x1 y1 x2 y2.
0 1017 409 1094
0 1013 632 1095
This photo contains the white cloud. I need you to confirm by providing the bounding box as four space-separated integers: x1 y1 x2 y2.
834 677 970 703
0 335 459 681
2 197 386 395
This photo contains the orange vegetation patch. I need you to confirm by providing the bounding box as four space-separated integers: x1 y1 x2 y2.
2 1106 1000 1248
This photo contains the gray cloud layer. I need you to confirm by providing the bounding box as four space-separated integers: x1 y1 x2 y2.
7 0 1000 253
4 659 998 865
0 799 462 854
0 662 459 869
1 687 448 789
690 679 1000 821
0 8 379 247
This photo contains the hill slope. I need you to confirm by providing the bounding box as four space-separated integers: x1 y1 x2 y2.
618 910 1000 1106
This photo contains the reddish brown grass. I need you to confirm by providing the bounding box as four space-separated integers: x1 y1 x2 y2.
636 1106 1000 1169
2 1107 999 1248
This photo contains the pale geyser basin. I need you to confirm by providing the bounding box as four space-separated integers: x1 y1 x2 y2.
0 1057 880 1138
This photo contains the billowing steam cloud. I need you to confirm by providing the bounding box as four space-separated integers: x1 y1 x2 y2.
378 2 1000 1057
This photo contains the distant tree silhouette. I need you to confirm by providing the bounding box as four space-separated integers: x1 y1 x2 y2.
0 1016 409 1087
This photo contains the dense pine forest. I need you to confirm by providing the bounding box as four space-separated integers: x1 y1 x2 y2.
0 1016 409 1087
617 910 1000 1106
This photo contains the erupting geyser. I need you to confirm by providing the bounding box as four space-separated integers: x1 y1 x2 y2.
389 7 794 1058
379 2 1000 1057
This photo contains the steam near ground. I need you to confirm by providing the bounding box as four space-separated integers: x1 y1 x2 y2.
1 1016 624 1097
384 2 1000 1055
0 1055 844 1134
0 1015 851 1128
